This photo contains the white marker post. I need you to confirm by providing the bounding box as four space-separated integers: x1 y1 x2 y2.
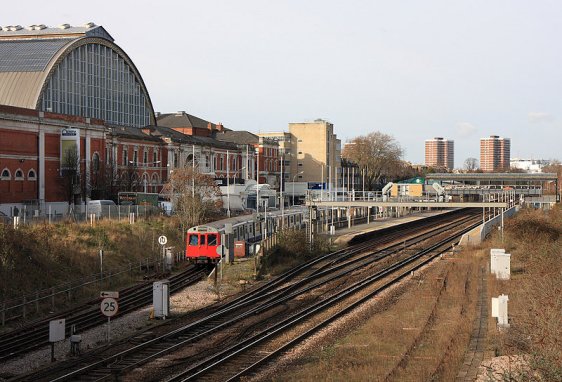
158 235 168 271
100 297 119 342
48 319 65 362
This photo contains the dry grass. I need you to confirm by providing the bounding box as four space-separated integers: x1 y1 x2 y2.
486 205 562 381
270 248 484 382
260 230 332 277
0 217 184 303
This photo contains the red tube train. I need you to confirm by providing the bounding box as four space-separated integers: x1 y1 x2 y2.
186 225 221 264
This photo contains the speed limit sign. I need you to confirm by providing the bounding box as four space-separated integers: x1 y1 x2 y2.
158 235 167 245
100 297 119 317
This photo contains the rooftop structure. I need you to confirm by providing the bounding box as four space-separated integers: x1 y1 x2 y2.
0 23 155 127
510 158 551 173
156 111 226 137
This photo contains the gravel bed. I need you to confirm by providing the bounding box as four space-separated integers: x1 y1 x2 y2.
248 258 443 381
0 280 217 380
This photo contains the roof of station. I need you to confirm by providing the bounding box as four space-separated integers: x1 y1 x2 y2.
426 173 558 181
0 23 154 125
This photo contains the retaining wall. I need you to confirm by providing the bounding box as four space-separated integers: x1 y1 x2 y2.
459 206 519 246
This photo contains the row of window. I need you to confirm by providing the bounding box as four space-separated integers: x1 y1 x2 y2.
1 168 36 181
40 43 151 128
120 147 159 167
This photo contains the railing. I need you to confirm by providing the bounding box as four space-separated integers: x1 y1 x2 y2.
7 205 162 226
307 190 443 203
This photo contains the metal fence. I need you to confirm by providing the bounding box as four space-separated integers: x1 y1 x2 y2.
0 251 186 326
7 204 162 226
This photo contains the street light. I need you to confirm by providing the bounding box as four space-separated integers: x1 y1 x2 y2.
292 171 304 207
227 166 245 218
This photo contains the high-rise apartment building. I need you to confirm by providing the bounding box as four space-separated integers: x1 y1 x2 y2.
480 135 510 172
425 137 454 170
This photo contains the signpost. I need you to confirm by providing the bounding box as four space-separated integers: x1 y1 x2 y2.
100 296 119 342
100 291 119 299
158 235 167 271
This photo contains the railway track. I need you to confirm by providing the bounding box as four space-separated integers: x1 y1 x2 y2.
15 209 480 382
0 264 205 363
168 216 481 381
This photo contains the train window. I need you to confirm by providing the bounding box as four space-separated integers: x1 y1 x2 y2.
189 235 198 246
208 234 217 245
200 235 207 245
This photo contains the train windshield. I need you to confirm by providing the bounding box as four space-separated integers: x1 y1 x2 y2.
189 234 198 246
200 235 206 245
208 234 217 245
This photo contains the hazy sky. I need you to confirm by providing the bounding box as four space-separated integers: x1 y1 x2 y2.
5 0 562 165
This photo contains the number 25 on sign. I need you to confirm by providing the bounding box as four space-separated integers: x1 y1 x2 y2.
100 297 119 317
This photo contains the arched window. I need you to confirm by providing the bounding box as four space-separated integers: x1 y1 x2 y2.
151 173 159 193
1 168 10 180
28 169 37 181
186 154 194 167
14 169 24 180
92 152 100 172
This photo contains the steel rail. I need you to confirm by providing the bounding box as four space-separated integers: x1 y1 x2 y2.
169 220 479 381
15 210 474 381
0 266 204 362
41 212 477 382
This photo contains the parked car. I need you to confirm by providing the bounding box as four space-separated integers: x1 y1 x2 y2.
87 200 116 217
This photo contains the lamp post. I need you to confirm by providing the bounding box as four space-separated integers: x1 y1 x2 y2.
292 171 304 207
255 146 260 212
227 150 230 217
227 165 245 217
280 154 284 227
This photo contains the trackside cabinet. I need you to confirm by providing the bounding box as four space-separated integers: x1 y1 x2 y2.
153 280 170 318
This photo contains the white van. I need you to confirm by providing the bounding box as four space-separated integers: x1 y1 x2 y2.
87 200 116 217
158 201 173 216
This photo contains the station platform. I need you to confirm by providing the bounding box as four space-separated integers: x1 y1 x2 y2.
329 209 458 246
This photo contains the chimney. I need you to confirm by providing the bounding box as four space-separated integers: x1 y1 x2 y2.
207 122 213 131
217 122 224 132
142 126 154 136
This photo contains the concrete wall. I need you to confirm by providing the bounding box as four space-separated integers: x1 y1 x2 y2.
459 205 519 246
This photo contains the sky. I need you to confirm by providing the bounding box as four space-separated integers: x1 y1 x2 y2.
4 0 562 166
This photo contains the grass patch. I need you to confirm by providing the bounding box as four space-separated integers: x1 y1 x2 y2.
487 205 562 381
272 248 483 381
0 217 184 304
259 230 332 276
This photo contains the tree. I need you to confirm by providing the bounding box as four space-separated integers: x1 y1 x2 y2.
342 132 404 189
161 167 223 230
464 157 479 172
542 159 562 195
120 162 141 192
60 145 80 205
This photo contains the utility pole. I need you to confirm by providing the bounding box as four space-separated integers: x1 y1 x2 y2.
227 150 230 217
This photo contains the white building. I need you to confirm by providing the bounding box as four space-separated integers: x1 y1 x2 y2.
510 158 551 173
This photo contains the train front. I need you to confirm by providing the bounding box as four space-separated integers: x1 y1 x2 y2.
186 225 221 264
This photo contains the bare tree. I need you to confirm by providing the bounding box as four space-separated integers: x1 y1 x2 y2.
161 167 223 229
60 145 80 205
120 163 141 193
542 159 562 195
464 157 479 172
342 132 404 189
